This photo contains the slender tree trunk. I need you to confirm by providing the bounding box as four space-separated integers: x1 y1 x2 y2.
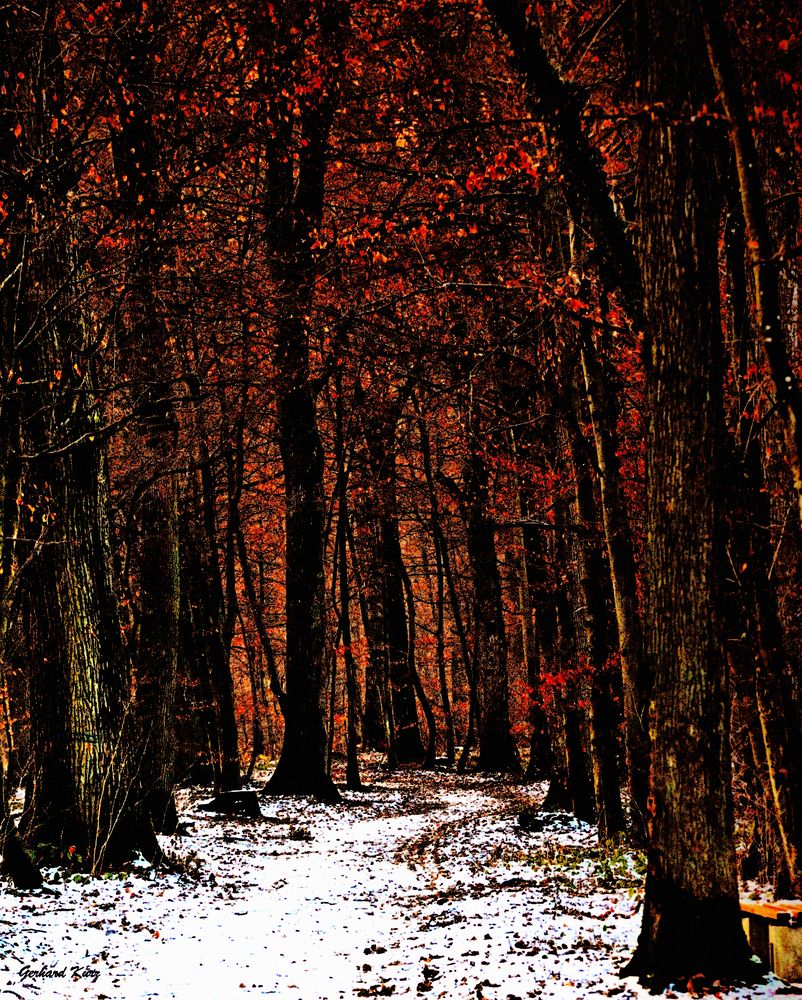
457 628 479 774
175 511 226 784
399 557 437 768
267 326 338 799
347 512 392 755
0 465 40 887
131 457 180 832
183 375 241 791
334 370 363 791
0 301 24 795
565 416 625 841
579 330 649 828
199 453 241 792
516 530 541 776
432 528 456 767
361 411 424 764
722 195 802 897
380 492 424 764
553 506 596 822
173 343 242 791
418 415 478 753
236 528 285 711
701 0 802 525
518 522 556 784
463 426 520 774
483 0 641 317
327 632 340 777
241 620 266 783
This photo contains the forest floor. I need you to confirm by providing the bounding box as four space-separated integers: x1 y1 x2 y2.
0 757 798 1000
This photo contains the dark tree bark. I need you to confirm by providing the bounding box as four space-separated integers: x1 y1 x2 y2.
334 368 363 791
360 401 425 765
255 1 346 800
579 328 649 830
399 556 437 769
241 619 267 783
517 519 557 784
174 509 227 784
378 471 425 765
236 527 285 712
109 0 181 833
564 415 625 841
722 194 802 898
129 453 181 832
418 413 478 756
431 526 456 768
0 415 39 886
701 0 802 526
5 4 158 869
553 507 596 823
23 399 159 866
463 412 519 775
265 340 338 799
624 0 754 985
0 759 41 890
483 0 641 319
347 509 393 756
181 371 241 792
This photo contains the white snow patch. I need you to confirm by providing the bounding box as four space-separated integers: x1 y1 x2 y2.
0 760 796 999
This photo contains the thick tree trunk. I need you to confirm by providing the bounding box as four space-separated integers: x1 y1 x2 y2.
7 6 158 868
24 432 158 867
624 0 754 984
266 332 339 800
256 1 345 800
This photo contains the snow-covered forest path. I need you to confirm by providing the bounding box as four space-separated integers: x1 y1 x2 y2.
0 762 789 999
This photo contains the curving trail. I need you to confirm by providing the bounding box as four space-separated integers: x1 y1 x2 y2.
0 760 770 999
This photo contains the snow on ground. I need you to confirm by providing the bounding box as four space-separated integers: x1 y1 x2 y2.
0 758 798 999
